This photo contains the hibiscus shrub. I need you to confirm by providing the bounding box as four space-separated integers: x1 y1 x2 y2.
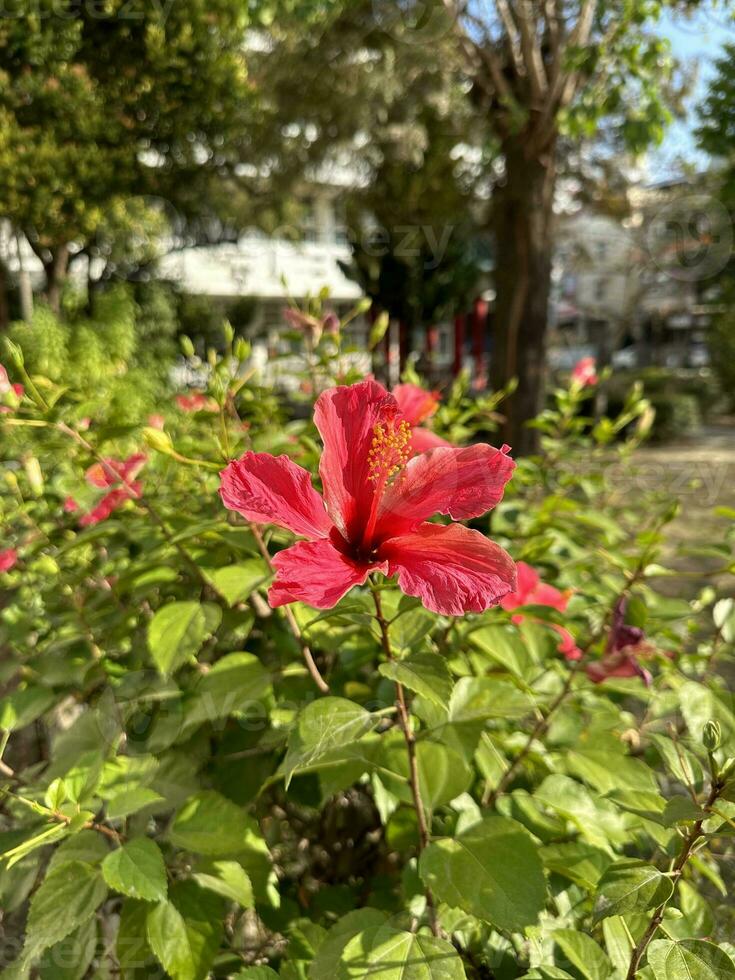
2 312 735 980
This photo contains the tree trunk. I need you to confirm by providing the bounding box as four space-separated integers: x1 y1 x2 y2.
43 245 70 315
490 134 557 454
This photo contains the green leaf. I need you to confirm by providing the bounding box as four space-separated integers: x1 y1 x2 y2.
309 909 388 979
0 686 55 731
105 787 165 820
283 697 375 787
662 797 704 826
379 652 452 709
148 601 220 676
470 624 534 679
552 931 613 980
233 969 280 980
185 652 271 727
593 860 674 923
146 882 223 980
338 924 467 978
202 560 269 607
38 918 97 980
647 939 735 979
379 735 472 811
25 861 108 958
191 860 253 907
419 816 546 931
47 832 109 873
102 838 167 903
168 790 264 857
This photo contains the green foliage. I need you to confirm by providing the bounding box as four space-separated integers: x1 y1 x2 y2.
1 314 735 980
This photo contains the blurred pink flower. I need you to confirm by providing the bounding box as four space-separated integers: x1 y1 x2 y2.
176 393 218 413
63 496 79 513
392 383 451 454
148 414 166 430
571 357 599 387
79 454 146 527
0 548 18 573
501 560 582 661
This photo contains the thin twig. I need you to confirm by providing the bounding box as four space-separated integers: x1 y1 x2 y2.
249 523 329 694
625 775 725 978
371 583 439 936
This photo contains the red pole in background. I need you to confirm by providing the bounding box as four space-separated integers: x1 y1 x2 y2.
453 313 466 377
472 298 487 389
399 320 409 373
425 324 439 383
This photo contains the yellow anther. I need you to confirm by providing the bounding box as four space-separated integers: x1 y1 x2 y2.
367 418 411 486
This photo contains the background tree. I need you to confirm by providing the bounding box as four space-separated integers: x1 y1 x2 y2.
0 0 256 312
441 0 682 450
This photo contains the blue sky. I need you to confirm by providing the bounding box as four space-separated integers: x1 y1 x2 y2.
650 5 735 177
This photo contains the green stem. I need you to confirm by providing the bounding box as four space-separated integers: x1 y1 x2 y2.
370 583 439 936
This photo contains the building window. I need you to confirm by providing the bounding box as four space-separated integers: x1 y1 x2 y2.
595 278 607 302
595 240 607 261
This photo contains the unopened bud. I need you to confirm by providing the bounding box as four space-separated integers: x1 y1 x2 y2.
142 427 174 455
703 720 722 752
180 335 195 358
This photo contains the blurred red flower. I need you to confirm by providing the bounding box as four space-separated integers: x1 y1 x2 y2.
571 357 599 387
0 548 18 573
501 560 581 660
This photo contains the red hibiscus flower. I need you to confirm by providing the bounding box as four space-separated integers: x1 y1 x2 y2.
79 454 146 527
219 379 516 615
501 561 581 660
571 356 599 387
392 382 451 454
0 548 18 573
586 597 654 685
176 393 218 413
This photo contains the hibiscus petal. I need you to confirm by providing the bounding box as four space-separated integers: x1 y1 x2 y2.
313 379 400 542
392 383 439 426
410 426 452 455
500 560 539 610
379 522 516 616
376 443 515 539
219 452 332 540
268 538 379 609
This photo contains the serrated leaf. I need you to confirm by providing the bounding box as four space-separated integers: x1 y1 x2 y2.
470 624 534 679
662 796 704 826
648 939 735 979
593 860 674 923
102 838 167 903
552 930 613 980
338 924 466 978
38 917 97 980
148 601 220 676
379 652 451 708
25 861 108 958
419 816 546 931
309 909 388 979
283 697 375 787
146 882 223 980
106 787 164 820
192 860 253 907
169 790 264 856
185 652 271 727
202 560 269 607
